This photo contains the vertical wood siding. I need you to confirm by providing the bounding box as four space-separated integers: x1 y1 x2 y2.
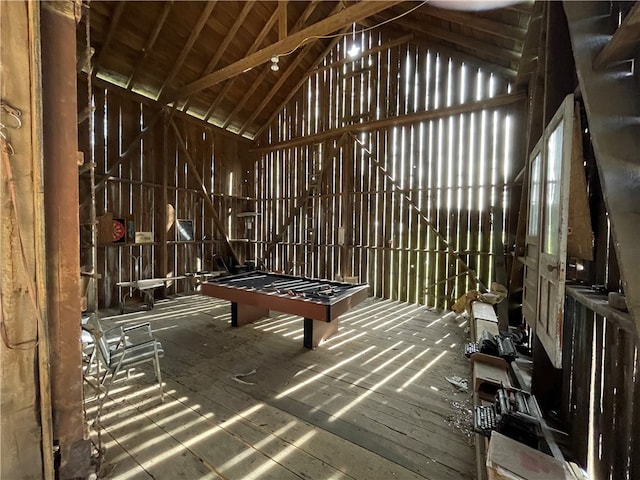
563 297 640 480
80 87 252 308
258 33 522 307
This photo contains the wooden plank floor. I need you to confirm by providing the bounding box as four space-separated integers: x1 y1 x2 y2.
85 294 476 480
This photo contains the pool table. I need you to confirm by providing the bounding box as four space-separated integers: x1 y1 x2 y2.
201 271 369 348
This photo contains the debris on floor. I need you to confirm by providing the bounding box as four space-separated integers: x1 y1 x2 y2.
231 369 257 385
446 375 469 392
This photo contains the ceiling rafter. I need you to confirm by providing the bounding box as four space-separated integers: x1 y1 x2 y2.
279 1 288 41
289 0 323 33
209 1 326 127
365 20 517 80
387 14 522 65
222 68 267 130
196 2 255 78
182 1 255 115
594 1 640 70
410 33 517 79
170 0 404 101
253 34 345 140
515 1 543 87
237 40 326 135
156 1 217 99
233 2 344 134
417 5 527 42
201 8 280 120
126 1 173 91
92 0 126 74
308 32 413 76
378 19 520 80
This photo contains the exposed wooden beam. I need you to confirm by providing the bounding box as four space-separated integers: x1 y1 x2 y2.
171 0 404 100
410 33 517 79
222 66 267 129
90 76 253 143
126 1 173 91
237 42 315 133
254 91 525 152
92 1 126 74
290 0 322 31
156 1 216 98
80 109 165 207
565 0 640 336
252 35 345 139
169 120 240 265
182 1 254 115
390 14 521 64
201 8 280 119
279 1 288 41
216 1 334 131
237 4 346 135
306 32 413 77
516 1 544 87
594 2 640 70
418 5 527 42
359 18 516 78
263 135 348 260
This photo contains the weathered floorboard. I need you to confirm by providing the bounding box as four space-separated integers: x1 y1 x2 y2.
87 293 475 479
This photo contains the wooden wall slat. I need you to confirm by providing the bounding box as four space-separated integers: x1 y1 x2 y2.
80 86 252 308
257 35 517 307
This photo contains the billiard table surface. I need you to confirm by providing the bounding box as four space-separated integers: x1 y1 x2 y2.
201 271 369 347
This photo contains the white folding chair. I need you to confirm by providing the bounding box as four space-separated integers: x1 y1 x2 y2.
85 317 164 425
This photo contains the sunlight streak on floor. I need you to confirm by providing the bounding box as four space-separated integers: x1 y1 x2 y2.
329 347 431 421
239 430 317 480
327 331 367 349
351 345 416 388
396 351 448 392
112 403 265 479
218 421 297 471
362 341 404 365
275 346 376 399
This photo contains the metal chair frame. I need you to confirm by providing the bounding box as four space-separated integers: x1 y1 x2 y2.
84 318 164 425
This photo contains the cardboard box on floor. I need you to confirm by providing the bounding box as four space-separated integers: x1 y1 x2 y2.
487 432 587 480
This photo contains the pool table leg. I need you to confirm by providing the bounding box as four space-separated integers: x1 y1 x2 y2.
231 302 269 327
303 317 339 349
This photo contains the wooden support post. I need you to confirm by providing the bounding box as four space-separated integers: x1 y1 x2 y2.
350 133 486 292
41 2 91 478
169 120 240 265
263 134 348 264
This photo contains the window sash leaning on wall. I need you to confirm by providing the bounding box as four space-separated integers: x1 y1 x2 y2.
257 33 524 308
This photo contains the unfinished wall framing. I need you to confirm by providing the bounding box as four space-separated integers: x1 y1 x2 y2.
257 31 525 308
78 83 254 309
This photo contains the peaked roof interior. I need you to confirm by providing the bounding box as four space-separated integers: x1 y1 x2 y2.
85 0 535 139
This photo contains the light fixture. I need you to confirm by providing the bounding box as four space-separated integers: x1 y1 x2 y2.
347 45 360 59
428 0 522 11
270 55 279 71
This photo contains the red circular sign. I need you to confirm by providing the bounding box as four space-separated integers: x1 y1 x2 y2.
112 220 125 242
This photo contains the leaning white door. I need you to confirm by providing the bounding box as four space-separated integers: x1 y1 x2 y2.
525 94 574 368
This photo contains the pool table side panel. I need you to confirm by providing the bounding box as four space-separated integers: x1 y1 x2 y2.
202 283 328 321
326 287 370 321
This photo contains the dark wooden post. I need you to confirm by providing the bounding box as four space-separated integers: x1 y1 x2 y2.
41 2 91 478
